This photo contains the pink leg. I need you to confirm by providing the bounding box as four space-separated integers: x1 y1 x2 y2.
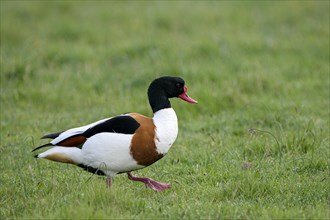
106 176 112 188
127 172 171 192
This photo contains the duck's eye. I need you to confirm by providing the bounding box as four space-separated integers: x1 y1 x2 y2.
176 82 182 88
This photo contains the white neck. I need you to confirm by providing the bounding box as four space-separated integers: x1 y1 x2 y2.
153 108 178 155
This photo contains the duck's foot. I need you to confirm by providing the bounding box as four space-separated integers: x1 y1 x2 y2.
106 176 112 188
127 172 171 192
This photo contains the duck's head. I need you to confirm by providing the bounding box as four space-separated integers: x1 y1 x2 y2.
148 76 198 113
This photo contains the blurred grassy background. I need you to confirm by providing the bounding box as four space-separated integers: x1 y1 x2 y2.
1 1 329 219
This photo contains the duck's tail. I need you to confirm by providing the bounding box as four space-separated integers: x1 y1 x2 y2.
34 146 83 165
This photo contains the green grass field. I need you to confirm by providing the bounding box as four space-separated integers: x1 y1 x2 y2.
1 1 329 219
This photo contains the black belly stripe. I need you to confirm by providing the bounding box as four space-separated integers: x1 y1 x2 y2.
78 164 106 176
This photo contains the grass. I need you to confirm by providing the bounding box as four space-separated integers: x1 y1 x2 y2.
1 1 329 219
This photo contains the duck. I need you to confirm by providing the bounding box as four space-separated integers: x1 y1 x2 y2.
32 76 198 192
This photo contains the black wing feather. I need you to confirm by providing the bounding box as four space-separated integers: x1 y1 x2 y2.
41 131 64 139
31 143 54 152
83 115 140 138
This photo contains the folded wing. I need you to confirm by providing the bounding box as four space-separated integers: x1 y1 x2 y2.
32 115 140 152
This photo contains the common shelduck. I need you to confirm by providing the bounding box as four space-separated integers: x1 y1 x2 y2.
32 76 197 192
